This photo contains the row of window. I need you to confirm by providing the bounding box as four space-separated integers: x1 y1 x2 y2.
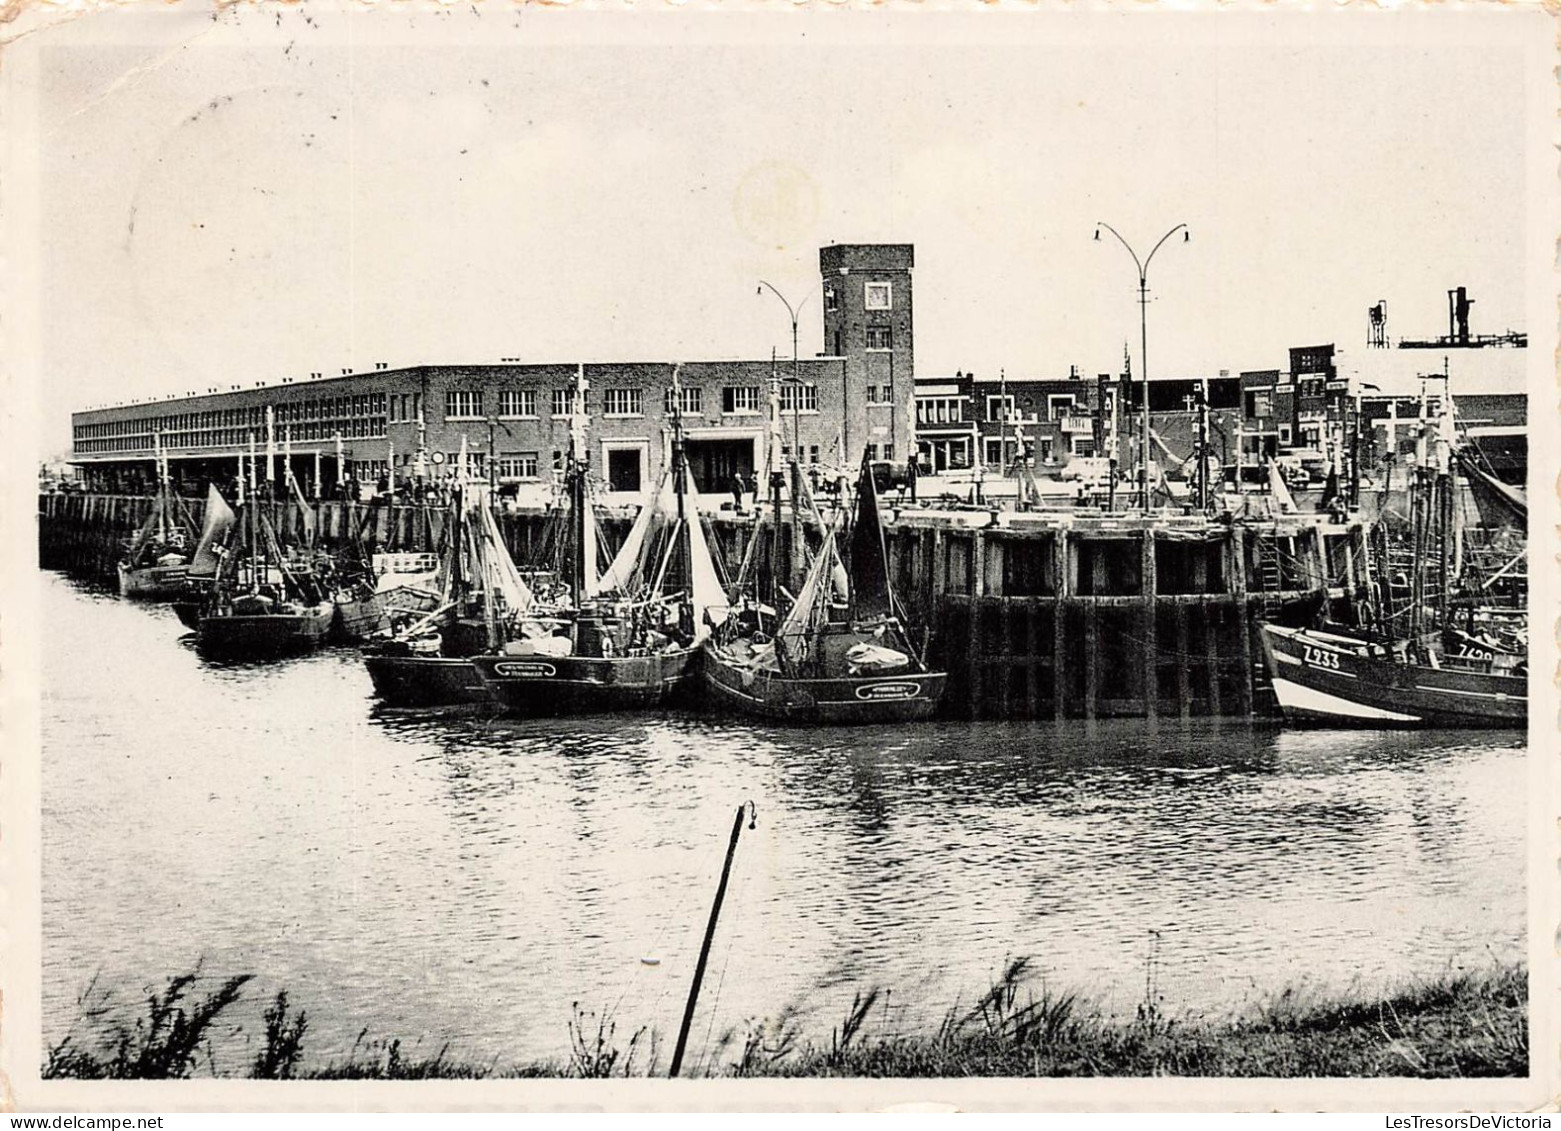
74 396 390 454
916 397 965 425
441 383 835 422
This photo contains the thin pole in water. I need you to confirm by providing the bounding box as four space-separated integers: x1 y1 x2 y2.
669 802 756 1079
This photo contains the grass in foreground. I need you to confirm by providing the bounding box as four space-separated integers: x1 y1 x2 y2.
43 958 1527 1080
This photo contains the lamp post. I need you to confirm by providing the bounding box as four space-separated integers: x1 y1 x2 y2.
1094 222 1190 510
760 281 811 587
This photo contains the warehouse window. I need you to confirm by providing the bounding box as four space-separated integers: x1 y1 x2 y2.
498 389 538 419
551 388 573 417
495 452 540 480
664 386 703 416
779 383 818 413
446 390 483 420
603 388 643 417
722 386 761 414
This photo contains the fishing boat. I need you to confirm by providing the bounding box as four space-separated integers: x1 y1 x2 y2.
172 484 238 629
363 445 537 707
1258 374 1526 729
1258 624 1524 728
196 440 333 659
469 367 728 716
117 433 198 599
700 447 947 725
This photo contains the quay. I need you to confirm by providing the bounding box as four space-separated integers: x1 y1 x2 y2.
37 491 1369 720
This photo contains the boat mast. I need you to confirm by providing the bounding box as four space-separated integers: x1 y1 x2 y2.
670 364 693 639
569 364 590 606
247 431 259 594
1435 359 1455 635
153 429 167 545
766 352 784 606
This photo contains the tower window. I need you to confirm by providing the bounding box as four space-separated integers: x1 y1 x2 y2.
864 282 892 311
824 286 839 313
865 327 893 351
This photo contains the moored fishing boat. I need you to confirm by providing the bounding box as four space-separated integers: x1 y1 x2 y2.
1258 372 1526 729
469 366 727 716
1259 623 1524 728
363 440 540 707
117 432 198 599
171 484 238 628
196 437 334 660
700 448 946 725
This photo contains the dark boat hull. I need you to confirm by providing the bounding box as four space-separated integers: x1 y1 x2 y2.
196 605 334 658
117 561 190 600
699 646 947 725
364 653 490 707
1259 624 1526 729
333 593 390 642
469 648 698 716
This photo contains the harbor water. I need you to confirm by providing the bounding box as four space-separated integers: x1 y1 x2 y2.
40 572 1526 1073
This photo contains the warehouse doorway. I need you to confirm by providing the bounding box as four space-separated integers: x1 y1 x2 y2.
604 446 643 493
684 438 755 495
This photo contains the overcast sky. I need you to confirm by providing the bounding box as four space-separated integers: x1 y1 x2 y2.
29 5 1540 454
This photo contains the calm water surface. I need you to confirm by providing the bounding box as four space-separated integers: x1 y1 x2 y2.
40 573 1525 1072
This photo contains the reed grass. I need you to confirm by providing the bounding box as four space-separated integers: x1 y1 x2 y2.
43 960 1527 1080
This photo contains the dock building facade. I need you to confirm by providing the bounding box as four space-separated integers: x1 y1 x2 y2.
71 244 917 499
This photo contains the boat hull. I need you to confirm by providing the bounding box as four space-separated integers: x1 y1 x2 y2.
699 647 947 725
333 593 390 642
469 648 698 716
1259 624 1526 729
117 561 190 600
364 653 491 707
196 605 334 659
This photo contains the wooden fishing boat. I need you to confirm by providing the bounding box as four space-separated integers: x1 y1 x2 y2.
470 366 726 716
363 442 540 707
333 588 388 641
198 594 335 658
196 454 335 660
700 444 946 726
1259 623 1524 729
1258 373 1526 730
117 433 198 599
364 615 492 707
170 485 237 628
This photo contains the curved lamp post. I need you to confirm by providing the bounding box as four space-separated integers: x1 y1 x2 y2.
1094 222 1190 509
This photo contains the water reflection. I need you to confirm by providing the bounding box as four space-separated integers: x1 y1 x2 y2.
40 572 1524 1069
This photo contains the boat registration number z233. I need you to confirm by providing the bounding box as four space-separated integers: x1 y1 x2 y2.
855 681 922 702
1301 644 1342 671
492 661 558 678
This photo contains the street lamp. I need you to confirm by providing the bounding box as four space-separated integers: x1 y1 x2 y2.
758 280 810 434
1094 222 1190 510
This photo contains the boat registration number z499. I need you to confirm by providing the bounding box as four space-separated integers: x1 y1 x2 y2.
1301 644 1342 671
855 681 922 702
492 661 558 678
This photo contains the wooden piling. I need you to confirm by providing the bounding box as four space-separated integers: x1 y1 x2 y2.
1141 530 1158 719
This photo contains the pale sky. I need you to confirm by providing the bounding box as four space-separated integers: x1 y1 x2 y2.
29 6 1538 455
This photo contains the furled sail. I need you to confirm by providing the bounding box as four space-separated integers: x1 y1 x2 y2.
776 527 838 673
847 452 892 620
1455 448 1527 527
188 485 237 577
596 466 676 597
680 466 728 640
475 494 536 617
